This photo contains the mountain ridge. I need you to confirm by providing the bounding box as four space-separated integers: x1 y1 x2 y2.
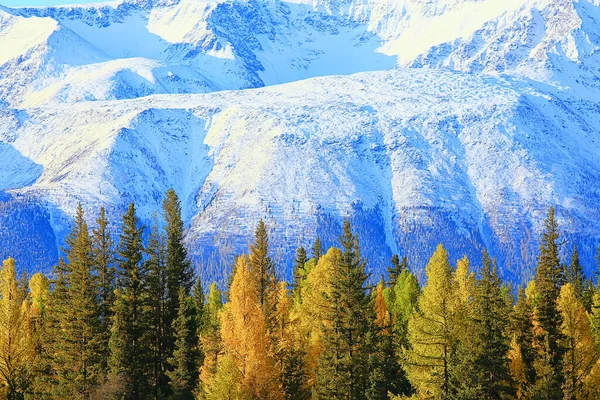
1 0 600 284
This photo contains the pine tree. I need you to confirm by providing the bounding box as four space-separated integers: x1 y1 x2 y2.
167 287 198 400
469 251 514 399
367 282 402 400
405 244 454 399
387 254 406 287
109 203 151 400
248 219 278 328
54 204 103 398
531 206 565 399
0 258 33 400
92 206 116 374
191 277 205 375
163 190 194 366
565 245 586 301
145 215 169 398
291 246 307 300
312 237 323 262
316 221 374 400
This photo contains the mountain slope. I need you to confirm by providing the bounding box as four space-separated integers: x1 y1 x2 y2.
1 69 599 283
1 0 600 283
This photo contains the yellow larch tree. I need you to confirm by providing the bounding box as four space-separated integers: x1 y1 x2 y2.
217 254 283 400
0 258 33 399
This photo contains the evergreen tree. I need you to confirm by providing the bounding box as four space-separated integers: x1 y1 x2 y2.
92 206 116 374
145 215 169 398
565 245 586 301
163 190 194 364
54 204 103 398
248 219 278 328
191 277 205 376
109 203 151 400
312 237 323 262
405 244 454 399
469 252 514 399
167 287 198 400
0 258 33 400
316 221 374 400
387 254 406 287
291 246 307 300
531 206 565 399
367 282 403 400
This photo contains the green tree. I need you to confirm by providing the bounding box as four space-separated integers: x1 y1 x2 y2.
312 237 323 262
291 246 307 301
387 254 407 287
53 204 103 399
531 206 565 399
109 203 151 400
248 219 278 327
565 245 586 302
469 252 514 399
145 215 169 398
167 288 198 399
92 206 116 374
316 221 374 399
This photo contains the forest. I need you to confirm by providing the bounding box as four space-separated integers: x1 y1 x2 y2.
0 189 599 400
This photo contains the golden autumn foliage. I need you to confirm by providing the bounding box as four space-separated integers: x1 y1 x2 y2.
217 255 283 400
0 258 33 399
558 283 598 399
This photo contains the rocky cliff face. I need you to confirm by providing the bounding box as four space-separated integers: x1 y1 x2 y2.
1 0 599 283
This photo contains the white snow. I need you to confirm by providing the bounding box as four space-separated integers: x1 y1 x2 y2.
2 0 600 278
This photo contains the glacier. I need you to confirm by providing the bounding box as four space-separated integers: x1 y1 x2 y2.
0 0 600 284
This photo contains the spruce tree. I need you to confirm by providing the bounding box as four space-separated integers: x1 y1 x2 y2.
367 282 403 400
248 219 278 327
316 221 374 400
291 246 307 300
92 206 116 374
145 215 169 398
109 203 151 400
387 254 406 287
312 237 323 262
469 252 514 398
532 206 565 399
167 287 198 400
163 190 194 359
565 245 586 301
53 204 103 398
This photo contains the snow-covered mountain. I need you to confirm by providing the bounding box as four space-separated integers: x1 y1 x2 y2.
1 0 600 283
